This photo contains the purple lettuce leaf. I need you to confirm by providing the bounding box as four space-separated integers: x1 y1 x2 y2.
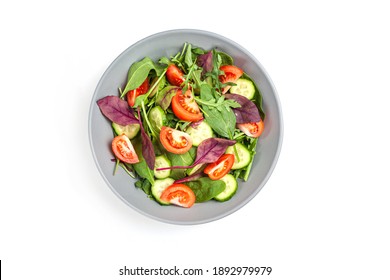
156 86 180 110
174 172 204 184
156 138 236 171
192 138 236 166
196 51 213 74
224 93 261 124
97 95 139 125
137 108 155 170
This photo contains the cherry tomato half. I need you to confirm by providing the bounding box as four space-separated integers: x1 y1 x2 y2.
237 120 264 138
166 64 185 86
160 183 196 208
171 90 203 122
111 134 139 164
204 154 235 180
159 126 193 154
127 77 149 107
219 65 243 94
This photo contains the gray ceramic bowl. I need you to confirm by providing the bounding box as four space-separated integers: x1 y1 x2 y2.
88 29 283 225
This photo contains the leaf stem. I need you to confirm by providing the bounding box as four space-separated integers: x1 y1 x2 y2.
141 101 156 137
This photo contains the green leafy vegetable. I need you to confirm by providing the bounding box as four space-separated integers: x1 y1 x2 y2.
186 177 226 202
165 147 196 179
122 57 165 96
198 84 237 139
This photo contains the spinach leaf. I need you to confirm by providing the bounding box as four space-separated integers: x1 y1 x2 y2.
122 57 164 95
217 51 234 65
135 178 152 197
132 138 154 184
186 177 226 202
165 147 196 179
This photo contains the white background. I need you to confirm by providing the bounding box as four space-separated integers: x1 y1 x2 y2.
1 0 389 279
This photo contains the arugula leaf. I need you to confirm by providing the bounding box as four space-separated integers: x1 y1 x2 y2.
198 84 237 138
184 43 194 69
202 105 236 138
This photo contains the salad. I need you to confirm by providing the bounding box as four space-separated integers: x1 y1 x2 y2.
97 43 265 208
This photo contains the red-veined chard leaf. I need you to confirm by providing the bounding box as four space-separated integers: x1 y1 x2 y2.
174 172 203 184
97 95 139 125
137 108 155 170
193 138 236 166
97 96 155 170
196 51 213 74
156 138 235 171
156 86 180 110
224 93 261 124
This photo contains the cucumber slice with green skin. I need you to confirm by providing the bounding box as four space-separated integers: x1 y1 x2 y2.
214 174 238 202
185 121 214 146
230 78 255 100
148 106 166 133
225 142 252 169
112 122 140 139
151 178 174 205
154 155 171 179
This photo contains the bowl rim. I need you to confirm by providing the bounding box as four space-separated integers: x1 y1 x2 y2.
88 28 284 225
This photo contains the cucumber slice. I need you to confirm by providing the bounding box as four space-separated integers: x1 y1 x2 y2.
185 121 214 146
148 106 166 133
112 122 140 139
214 174 238 202
230 78 255 100
151 178 174 205
225 142 251 169
154 155 171 179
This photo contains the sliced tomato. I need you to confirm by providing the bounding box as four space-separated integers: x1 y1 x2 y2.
166 64 185 86
219 65 244 94
160 126 193 154
171 89 203 122
127 77 149 107
160 183 196 208
111 134 139 164
204 154 235 180
237 120 264 138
